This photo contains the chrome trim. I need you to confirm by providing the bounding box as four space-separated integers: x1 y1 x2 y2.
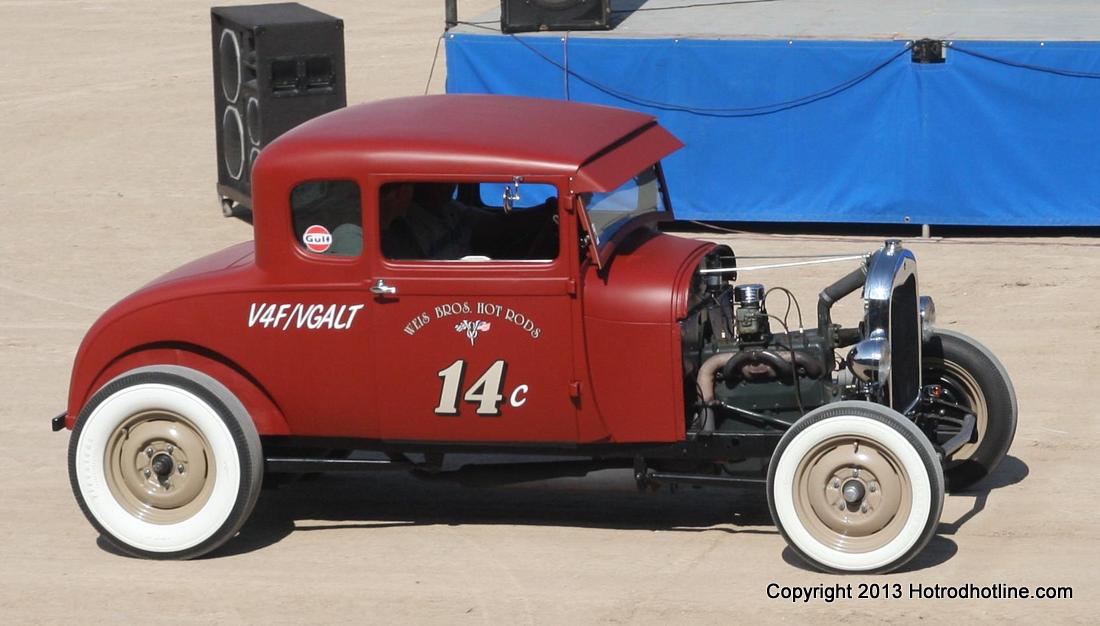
846 328 891 383
861 239 921 410
919 295 936 343
863 240 916 308
502 175 523 213
369 279 397 295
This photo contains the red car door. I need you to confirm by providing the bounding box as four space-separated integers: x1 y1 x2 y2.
368 180 579 443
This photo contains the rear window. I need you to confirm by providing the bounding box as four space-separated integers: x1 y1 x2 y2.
290 180 362 257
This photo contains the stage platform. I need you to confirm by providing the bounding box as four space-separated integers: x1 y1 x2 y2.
446 1 1100 226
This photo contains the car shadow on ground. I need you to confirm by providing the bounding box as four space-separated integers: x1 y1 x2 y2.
97 455 1029 563
937 455 1029 536
209 467 777 558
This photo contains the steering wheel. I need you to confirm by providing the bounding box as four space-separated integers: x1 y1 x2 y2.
525 203 560 259
493 198 559 259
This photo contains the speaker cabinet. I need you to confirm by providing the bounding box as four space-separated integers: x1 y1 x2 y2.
500 0 612 34
212 3 345 210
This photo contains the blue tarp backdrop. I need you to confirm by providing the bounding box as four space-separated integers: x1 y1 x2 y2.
445 33 1100 225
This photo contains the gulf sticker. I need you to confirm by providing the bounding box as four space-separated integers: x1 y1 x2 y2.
303 225 332 253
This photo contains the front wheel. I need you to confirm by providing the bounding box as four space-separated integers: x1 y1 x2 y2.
923 330 1017 492
767 401 944 574
68 365 263 559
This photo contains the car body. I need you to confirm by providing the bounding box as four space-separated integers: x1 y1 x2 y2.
59 94 1016 573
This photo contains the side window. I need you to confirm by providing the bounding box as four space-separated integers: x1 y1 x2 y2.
380 181 559 262
291 180 362 257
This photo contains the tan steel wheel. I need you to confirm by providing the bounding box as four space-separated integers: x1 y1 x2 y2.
793 435 912 553
924 357 988 462
71 366 264 559
103 409 216 524
922 330 1017 492
768 401 944 573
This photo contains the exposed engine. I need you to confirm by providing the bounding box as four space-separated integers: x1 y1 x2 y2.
682 241 931 435
682 248 852 433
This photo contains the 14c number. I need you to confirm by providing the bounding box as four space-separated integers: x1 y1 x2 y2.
435 359 529 416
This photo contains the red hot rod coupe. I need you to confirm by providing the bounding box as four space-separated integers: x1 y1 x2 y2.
58 95 1016 573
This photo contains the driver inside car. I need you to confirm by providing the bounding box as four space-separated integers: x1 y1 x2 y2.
381 182 558 261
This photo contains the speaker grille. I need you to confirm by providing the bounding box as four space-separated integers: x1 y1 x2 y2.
212 4 346 209
222 105 245 181
218 29 241 104
501 0 611 33
245 97 261 146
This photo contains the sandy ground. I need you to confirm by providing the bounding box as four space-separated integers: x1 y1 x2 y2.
1 1 1097 623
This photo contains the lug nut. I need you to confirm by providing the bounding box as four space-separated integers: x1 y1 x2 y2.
832 479 840 488
838 502 845 510
145 447 154 457
177 464 185 474
143 468 151 478
166 444 174 454
869 483 878 493
861 503 869 513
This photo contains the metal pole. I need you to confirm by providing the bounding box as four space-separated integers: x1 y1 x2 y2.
445 0 458 30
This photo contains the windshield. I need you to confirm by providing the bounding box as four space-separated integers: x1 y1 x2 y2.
581 165 666 246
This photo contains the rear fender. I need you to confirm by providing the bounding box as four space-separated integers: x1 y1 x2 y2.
67 344 290 436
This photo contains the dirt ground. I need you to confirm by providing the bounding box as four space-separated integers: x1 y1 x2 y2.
1 1 1096 623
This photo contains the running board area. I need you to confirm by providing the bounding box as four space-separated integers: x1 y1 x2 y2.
264 456 626 487
265 457 415 473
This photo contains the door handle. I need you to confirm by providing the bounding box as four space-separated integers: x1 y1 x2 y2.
369 279 397 296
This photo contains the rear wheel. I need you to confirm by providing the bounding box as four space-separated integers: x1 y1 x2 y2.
923 330 1017 491
767 401 944 574
68 365 263 559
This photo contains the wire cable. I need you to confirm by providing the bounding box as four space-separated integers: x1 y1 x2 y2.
698 255 867 273
767 314 805 417
765 286 804 331
424 33 445 95
612 0 780 13
951 44 1100 80
721 253 865 259
454 21 910 118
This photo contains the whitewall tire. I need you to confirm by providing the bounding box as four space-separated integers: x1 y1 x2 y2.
767 401 944 574
68 365 263 559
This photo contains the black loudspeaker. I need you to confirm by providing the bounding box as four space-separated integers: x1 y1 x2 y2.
212 3 345 212
500 0 612 34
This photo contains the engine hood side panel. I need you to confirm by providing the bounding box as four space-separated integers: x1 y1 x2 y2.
580 230 716 442
583 230 715 324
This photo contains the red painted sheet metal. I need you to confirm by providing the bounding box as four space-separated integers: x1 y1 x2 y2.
580 230 715 441
260 95 659 181
572 124 684 193
66 280 380 439
583 230 713 324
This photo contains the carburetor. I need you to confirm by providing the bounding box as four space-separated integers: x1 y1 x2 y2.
733 283 771 343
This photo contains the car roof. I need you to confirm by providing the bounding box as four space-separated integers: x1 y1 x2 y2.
260 94 665 179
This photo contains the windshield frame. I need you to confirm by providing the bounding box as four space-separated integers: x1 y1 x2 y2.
580 163 664 246
575 162 674 268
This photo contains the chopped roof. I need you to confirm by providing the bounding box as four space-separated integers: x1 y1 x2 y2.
260 94 664 178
